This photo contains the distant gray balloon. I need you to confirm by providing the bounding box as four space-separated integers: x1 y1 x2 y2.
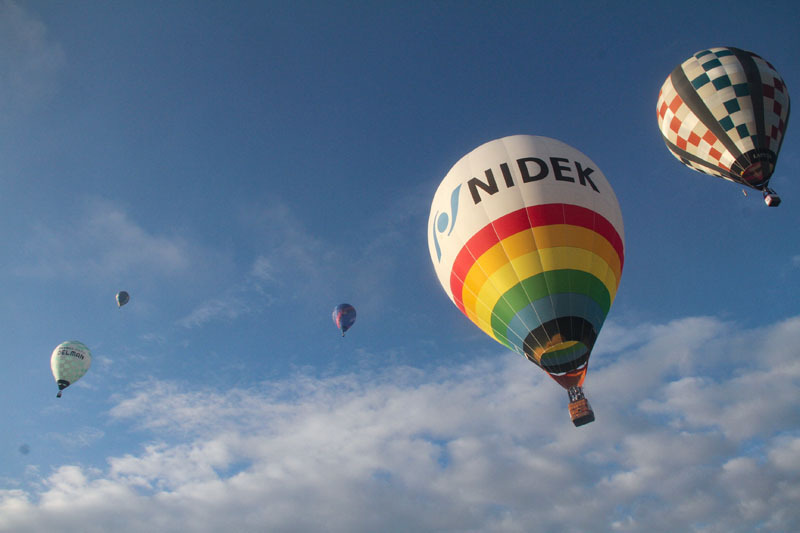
18 444 30 455
116 291 130 307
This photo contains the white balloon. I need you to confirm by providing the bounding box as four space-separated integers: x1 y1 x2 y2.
51 341 92 398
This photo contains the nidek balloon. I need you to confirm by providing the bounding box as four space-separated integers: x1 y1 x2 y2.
657 47 790 206
428 135 625 426
51 341 92 398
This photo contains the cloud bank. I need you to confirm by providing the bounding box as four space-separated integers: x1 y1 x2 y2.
2 315 799 532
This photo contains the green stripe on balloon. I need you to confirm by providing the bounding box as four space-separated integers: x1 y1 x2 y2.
489 269 611 338
490 272 610 357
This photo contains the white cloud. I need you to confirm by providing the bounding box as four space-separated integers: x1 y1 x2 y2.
176 296 249 329
47 427 105 449
0 1 65 114
178 190 429 329
15 198 193 280
176 253 279 328
241 202 338 292
4 315 800 532
249 255 274 282
177 201 350 328
767 436 800 472
174 201 328 328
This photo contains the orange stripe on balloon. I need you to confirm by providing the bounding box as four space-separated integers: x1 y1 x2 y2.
449 204 624 314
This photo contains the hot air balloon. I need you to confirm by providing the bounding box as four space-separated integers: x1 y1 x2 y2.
116 291 130 307
657 47 790 206
332 304 356 337
51 341 92 398
428 135 624 426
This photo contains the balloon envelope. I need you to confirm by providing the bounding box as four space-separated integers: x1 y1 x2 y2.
116 291 130 307
51 341 92 397
332 304 356 336
428 135 624 390
657 47 790 190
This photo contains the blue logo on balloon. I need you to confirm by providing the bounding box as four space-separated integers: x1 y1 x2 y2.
432 185 461 262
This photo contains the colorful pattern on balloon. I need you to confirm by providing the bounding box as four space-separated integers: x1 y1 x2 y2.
449 203 623 379
657 47 790 189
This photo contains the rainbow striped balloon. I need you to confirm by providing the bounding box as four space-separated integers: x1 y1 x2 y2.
428 135 624 390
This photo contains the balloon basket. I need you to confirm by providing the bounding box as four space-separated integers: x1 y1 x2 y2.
567 386 595 427
568 398 595 426
764 192 781 207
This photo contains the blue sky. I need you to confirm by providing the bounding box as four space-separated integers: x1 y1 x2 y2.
1 1 799 531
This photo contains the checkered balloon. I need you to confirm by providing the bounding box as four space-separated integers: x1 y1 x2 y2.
657 47 790 191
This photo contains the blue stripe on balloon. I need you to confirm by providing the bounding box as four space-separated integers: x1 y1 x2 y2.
503 293 606 353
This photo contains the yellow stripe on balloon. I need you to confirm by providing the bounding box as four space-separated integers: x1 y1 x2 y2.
460 226 621 319
461 232 544 314
471 247 618 330
460 227 620 308
456 269 530 348
450 269 505 342
533 225 622 283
